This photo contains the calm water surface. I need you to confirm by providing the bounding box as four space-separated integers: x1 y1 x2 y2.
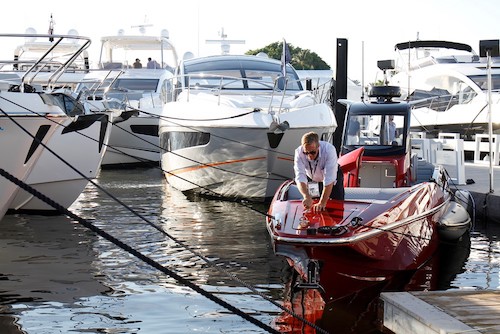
0 168 499 333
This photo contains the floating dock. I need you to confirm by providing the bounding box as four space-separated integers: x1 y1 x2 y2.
380 290 500 333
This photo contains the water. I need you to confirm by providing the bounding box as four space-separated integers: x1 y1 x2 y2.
0 168 499 333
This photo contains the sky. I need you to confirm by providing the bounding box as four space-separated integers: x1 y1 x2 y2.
2 0 500 83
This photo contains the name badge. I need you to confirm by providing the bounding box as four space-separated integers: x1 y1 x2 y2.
307 182 320 198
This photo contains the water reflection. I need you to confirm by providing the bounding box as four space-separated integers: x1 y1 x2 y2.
0 214 109 334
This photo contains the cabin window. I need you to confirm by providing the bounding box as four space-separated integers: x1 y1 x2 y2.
160 131 210 152
469 74 500 91
112 78 159 92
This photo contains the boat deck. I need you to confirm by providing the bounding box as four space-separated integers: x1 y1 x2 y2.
380 290 500 333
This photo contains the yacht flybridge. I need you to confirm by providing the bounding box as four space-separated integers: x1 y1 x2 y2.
384 40 500 139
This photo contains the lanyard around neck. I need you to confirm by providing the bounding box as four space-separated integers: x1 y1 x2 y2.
307 155 319 177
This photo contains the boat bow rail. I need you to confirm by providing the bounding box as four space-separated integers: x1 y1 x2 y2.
0 33 92 91
174 73 318 112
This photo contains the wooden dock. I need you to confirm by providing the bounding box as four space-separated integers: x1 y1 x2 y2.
380 290 500 333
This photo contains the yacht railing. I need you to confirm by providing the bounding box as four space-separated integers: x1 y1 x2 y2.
308 77 334 104
174 73 319 113
0 33 92 92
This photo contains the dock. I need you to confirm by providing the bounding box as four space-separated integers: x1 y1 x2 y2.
380 290 500 333
412 134 500 222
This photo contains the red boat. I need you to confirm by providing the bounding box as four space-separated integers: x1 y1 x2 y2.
266 86 471 301
267 175 450 299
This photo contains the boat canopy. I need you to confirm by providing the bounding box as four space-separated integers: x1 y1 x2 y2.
395 40 473 53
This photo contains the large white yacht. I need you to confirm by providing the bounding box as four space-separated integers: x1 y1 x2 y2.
0 32 112 215
384 40 500 139
80 27 178 168
158 54 337 201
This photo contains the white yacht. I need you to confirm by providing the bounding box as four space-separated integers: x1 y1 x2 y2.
158 54 337 201
384 40 500 139
0 90 68 220
0 32 112 214
82 28 178 168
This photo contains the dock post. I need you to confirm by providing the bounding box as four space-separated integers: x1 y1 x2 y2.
334 38 348 153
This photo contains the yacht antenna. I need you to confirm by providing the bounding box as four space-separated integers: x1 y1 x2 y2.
131 16 153 35
407 40 411 101
206 27 245 55
48 14 55 42
361 41 365 101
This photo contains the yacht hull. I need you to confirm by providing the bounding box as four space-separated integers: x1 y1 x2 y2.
9 114 112 213
102 113 160 167
160 105 335 201
0 116 63 220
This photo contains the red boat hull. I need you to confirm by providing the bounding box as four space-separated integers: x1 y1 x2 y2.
266 180 447 300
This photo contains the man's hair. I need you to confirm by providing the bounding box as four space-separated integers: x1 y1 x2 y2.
301 132 319 146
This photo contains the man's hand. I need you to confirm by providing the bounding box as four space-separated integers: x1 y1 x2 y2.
312 201 326 212
302 196 313 210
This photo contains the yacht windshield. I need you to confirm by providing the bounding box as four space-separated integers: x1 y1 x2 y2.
468 74 500 91
183 57 302 91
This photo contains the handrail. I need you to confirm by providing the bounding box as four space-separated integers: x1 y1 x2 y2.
0 33 92 92
176 73 306 113
47 38 91 89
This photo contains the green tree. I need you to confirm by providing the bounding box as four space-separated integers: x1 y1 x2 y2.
246 41 330 70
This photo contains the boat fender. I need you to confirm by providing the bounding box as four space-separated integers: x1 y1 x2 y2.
454 189 474 216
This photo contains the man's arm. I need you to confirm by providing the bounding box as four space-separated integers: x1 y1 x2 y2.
297 181 313 209
317 182 333 210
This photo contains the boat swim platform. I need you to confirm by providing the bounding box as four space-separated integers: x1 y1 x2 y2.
379 290 500 333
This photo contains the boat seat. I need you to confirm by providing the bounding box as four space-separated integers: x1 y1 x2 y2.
286 184 303 200
344 187 408 203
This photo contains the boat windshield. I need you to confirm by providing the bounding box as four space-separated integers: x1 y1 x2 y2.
344 114 405 148
75 77 160 101
407 71 500 111
182 58 303 91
